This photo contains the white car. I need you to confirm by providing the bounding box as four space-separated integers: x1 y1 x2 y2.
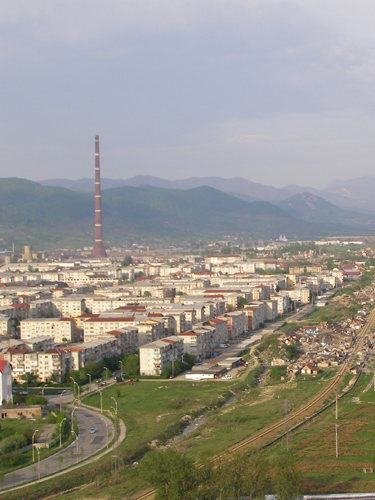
222 375 232 380
90 428 96 434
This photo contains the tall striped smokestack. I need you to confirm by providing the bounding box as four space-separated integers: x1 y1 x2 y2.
92 135 107 258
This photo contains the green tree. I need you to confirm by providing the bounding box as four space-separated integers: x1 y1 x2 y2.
121 254 133 267
272 453 302 500
121 354 139 377
245 453 271 500
238 297 248 309
220 246 231 254
138 449 199 500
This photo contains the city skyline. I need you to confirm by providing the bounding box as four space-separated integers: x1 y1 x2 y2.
2 1 375 188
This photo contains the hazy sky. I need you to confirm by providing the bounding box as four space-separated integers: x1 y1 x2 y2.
2 1 375 188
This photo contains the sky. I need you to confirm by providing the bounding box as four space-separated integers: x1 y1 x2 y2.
2 0 375 188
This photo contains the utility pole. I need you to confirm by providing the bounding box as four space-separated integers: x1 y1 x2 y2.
336 393 338 420
335 424 339 458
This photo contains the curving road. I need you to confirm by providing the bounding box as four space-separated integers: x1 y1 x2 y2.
0 398 114 491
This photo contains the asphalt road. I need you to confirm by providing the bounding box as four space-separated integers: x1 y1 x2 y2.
0 400 114 490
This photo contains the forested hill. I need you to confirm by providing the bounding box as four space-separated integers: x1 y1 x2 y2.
0 178 372 249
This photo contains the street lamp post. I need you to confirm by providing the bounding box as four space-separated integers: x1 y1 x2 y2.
41 383 47 396
71 406 77 431
59 417 67 448
71 430 79 463
119 361 123 380
70 376 76 397
111 396 117 417
88 373 91 392
32 429 39 462
103 366 108 384
100 390 103 413
110 405 116 418
59 389 69 411
101 417 108 448
34 446 40 479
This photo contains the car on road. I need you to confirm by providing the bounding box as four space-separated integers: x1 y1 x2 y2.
90 428 96 434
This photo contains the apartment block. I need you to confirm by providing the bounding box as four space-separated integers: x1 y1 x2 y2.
20 318 76 344
139 336 184 376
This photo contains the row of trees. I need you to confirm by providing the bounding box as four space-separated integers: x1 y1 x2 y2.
138 449 302 500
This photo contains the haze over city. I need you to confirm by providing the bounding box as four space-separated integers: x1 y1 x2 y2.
2 1 375 188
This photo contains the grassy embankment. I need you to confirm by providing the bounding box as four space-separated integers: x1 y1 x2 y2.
265 368 375 493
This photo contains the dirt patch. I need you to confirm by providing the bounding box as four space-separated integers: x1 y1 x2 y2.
156 413 170 422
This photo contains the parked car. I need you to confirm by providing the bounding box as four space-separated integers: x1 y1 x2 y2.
90 428 96 434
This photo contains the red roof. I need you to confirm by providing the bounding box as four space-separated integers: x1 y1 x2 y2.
7 348 27 354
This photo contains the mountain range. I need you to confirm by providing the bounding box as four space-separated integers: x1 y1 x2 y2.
1 177 374 249
40 175 375 212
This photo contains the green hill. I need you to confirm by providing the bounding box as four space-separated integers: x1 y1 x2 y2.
0 179 372 249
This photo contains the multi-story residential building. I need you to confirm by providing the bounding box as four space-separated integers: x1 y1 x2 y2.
139 336 184 376
283 286 310 304
205 318 229 345
83 315 138 342
20 318 76 344
29 299 53 318
270 293 290 314
137 318 166 346
263 299 278 321
37 348 69 383
51 297 85 318
217 311 247 338
102 328 139 356
67 337 125 372
243 302 266 331
23 336 55 352
177 330 212 360
0 316 11 335
0 361 12 404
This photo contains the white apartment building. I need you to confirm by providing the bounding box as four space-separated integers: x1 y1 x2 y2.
20 318 76 344
0 361 12 404
51 297 85 318
283 286 310 305
83 316 138 342
139 336 184 376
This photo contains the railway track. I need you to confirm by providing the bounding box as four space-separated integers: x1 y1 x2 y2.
131 309 375 500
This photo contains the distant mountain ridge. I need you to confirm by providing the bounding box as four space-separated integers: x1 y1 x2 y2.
39 175 375 211
0 178 374 249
